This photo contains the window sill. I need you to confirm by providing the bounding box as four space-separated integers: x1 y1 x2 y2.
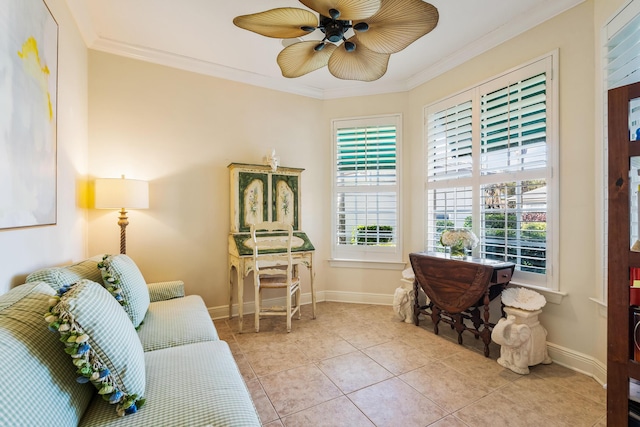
507 280 567 305
589 297 607 318
329 259 407 271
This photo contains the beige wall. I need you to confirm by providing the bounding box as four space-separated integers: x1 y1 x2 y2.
87 52 326 309
0 0 88 294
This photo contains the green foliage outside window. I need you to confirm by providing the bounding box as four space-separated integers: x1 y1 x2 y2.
352 225 394 245
482 213 546 273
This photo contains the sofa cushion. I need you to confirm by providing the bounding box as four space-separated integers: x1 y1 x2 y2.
0 282 94 427
26 255 104 291
79 341 261 427
137 295 219 352
46 279 146 417
97 254 150 328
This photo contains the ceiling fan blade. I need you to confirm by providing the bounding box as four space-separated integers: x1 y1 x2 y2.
328 36 390 81
299 0 380 21
277 41 338 78
233 8 318 39
354 0 438 54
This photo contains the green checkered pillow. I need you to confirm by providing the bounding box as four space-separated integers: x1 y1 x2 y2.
97 255 150 328
0 282 94 426
45 279 146 418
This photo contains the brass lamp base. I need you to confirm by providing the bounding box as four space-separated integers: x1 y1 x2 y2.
117 208 129 255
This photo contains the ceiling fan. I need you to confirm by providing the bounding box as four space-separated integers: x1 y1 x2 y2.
233 0 439 82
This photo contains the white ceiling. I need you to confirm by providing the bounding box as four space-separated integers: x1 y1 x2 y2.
65 0 583 99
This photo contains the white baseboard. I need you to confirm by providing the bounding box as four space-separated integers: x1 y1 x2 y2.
208 290 394 320
209 291 327 320
546 342 607 386
323 290 393 306
208 290 608 384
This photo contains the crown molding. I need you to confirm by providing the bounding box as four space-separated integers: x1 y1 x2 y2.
406 0 585 90
65 0 585 100
89 35 411 100
91 37 326 99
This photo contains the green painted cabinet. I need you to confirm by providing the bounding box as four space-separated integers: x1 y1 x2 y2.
228 163 303 233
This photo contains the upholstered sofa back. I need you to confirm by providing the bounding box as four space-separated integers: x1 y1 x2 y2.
26 255 105 291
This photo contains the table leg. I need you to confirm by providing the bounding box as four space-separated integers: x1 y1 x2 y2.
480 327 491 357
482 290 491 357
431 305 441 335
237 267 244 334
309 261 316 319
229 265 234 320
483 290 491 325
453 313 465 345
413 279 420 326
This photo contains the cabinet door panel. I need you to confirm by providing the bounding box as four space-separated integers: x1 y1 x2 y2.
239 172 268 232
272 174 299 229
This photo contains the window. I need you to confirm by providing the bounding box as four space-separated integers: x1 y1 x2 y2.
425 56 557 289
332 114 402 263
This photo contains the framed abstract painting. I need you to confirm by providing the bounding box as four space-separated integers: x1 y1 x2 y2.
0 0 58 229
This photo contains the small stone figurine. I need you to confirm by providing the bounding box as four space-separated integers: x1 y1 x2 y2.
266 149 279 172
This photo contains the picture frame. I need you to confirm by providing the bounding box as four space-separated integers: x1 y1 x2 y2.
0 0 58 229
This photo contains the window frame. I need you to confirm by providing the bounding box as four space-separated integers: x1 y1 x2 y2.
331 114 403 264
423 53 559 291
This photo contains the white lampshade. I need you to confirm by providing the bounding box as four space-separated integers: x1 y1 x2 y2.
95 177 149 209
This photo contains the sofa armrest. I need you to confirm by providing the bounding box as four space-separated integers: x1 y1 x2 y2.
147 280 185 302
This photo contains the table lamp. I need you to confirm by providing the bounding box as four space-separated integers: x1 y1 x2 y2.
95 175 149 254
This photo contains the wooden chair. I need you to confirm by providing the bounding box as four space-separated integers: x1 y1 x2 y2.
250 221 301 332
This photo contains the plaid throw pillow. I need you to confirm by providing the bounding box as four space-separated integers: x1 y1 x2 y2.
45 279 146 417
97 255 150 328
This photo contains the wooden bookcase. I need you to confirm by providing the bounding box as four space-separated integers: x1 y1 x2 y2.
607 81 640 426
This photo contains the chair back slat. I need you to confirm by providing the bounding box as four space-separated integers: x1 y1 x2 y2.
251 221 294 280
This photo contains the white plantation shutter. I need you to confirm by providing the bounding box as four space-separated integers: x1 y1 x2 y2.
424 56 556 289
480 74 547 174
333 115 402 262
336 125 397 186
427 100 473 182
606 10 640 90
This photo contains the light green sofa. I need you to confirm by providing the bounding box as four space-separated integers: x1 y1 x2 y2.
0 255 260 427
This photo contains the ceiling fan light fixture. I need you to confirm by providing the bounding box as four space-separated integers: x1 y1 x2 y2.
234 0 438 81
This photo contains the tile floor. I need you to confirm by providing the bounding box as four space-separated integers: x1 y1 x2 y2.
214 302 607 427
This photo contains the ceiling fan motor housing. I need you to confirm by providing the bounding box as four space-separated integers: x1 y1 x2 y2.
319 15 349 43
